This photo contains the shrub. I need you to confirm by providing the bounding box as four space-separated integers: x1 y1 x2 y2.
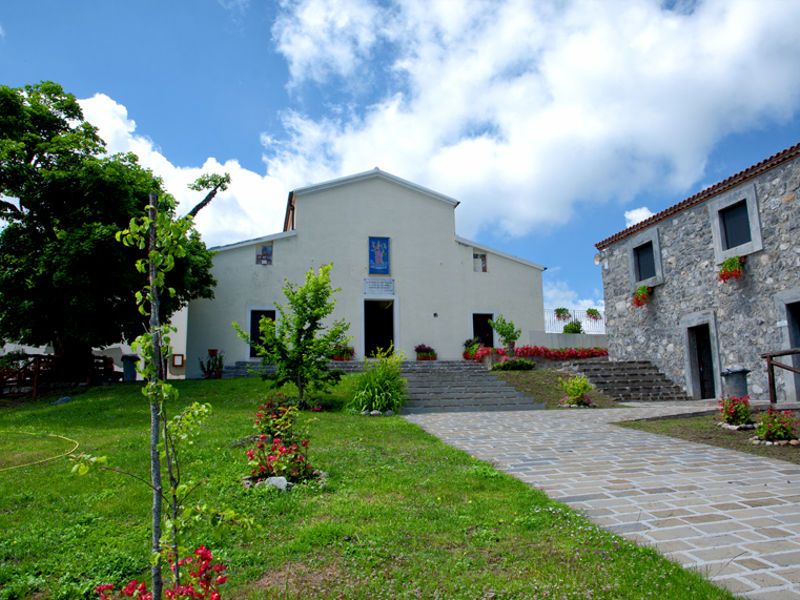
718 395 752 425
491 358 535 371
246 436 316 482
488 315 521 348
254 399 301 442
348 347 407 413
559 375 594 407
756 407 798 441
562 320 583 334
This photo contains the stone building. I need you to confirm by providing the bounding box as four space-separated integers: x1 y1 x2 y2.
184 169 545 378
596 143 800 401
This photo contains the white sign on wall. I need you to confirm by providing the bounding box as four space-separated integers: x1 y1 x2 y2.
363 278 395 296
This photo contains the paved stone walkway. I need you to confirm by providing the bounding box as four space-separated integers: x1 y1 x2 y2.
406 402 800 599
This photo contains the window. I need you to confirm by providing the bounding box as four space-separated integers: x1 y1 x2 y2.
709 183 762 263
473 252 487 272
249 309 275 358
633 241 656 282
626 228 663 288
719 200 751 250
256 243 273 266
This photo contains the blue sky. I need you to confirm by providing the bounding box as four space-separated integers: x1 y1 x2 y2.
3 0 800 310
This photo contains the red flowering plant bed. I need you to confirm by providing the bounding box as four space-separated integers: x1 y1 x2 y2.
244 399 319 485
755 407 799 442
510 346 608 361
718 255 746 283
717 395 753 429
96 546 228 600
632 285 653 308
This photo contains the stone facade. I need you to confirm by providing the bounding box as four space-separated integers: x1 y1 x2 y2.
597 149 800 401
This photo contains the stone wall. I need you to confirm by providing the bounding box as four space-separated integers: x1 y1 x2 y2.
600 154 800 401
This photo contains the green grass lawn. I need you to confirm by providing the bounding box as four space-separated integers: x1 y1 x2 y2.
495 367 620 409
0 378 731 599
619 410 800 465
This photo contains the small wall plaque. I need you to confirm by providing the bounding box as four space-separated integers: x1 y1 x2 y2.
171 353 185 368
364 278 395 296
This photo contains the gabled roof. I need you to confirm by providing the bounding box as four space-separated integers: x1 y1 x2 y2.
283 168 459 231
456 236 546 271
595 141 800 250
210 229 296 252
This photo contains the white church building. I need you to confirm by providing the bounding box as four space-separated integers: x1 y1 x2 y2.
184 169 545 378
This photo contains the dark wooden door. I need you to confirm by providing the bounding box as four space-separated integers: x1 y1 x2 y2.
472 313 494 348
364 300 394 357
689 324 715 399
250 310 275 358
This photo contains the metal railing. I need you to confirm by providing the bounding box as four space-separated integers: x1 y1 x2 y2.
544 308 606 335
761 347 800 404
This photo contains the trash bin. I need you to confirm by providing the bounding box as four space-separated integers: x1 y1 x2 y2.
121 354 139 382
721 368 750 397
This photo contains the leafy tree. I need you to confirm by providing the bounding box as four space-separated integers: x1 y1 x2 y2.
236 264 350 404
0 81 216 379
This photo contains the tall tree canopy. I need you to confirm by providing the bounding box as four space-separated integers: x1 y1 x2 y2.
0 82 216 375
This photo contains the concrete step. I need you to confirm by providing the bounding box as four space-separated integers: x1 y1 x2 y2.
564 359 691 403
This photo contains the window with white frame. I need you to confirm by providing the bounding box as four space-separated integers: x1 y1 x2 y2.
709 183 763 263
473 251 487 272
627 228 663 287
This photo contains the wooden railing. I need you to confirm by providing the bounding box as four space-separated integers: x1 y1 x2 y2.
761 348 800 404
1 354 121 400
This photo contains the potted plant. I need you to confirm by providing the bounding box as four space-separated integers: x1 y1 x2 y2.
585 308 602 321
331 344 355 361
632 285 653 308
554 307 571 321
414 344 437 361
718 255 746 282
488 315 521 353
199 351 224 379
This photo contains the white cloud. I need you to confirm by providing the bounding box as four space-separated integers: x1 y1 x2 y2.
272 0 380 84
79 94 288 247
267 0 800 239
624 206 655 227
544 278 604 311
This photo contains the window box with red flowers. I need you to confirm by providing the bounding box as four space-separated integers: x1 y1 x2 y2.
718 255 745 283
414 344 437 361
632 285 653 308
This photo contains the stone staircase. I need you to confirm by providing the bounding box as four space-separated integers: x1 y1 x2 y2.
401 361 543 414
563 357 692 402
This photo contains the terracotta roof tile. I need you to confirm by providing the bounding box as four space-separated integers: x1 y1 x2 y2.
595 142 800 250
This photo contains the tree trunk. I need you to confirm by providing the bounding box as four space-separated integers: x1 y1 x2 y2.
148 198 164 599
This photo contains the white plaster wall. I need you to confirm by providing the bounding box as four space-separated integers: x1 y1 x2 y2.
186 176 544 377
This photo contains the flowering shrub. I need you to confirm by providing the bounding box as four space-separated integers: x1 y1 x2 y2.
247 436 316 482
462 337 480 360
254 399 300 443
756 407 799 441
96 546 227 599
632 286 653 308
718 255 745 282
718 395 752 425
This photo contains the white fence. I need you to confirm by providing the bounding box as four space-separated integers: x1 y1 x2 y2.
544 308 606 334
